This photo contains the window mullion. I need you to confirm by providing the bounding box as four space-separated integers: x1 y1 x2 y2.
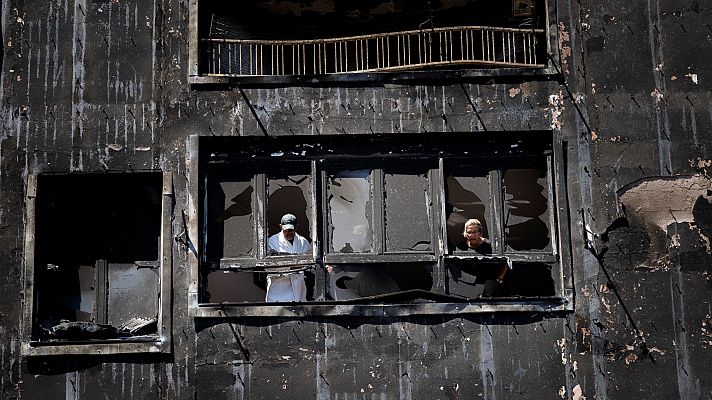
311 160 326 300
200 172 209 265
373 169 385 255
433 158 447 293
255 173 267 259
552 139 573 299
546 154 558 256
435 158 447 256
96 259 109 324
490 169 505 255
319 165 330 254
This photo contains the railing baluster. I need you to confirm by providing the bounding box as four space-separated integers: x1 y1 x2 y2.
397 35 401 67
386 35 390 68
449 30 454 62
462 30 467 62
204 25 545 76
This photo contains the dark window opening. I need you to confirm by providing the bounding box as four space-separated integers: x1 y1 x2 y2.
446 260 555 298
33 173 163 342
195 0 550 78
203 269 317 303
327 264 434 300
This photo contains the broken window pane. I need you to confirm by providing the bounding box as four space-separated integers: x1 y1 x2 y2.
107 263 159 327
445 259 510 298
445 168 492 251
204 270 316 303
207 176 254 259
326 264 433 300
503 167 551 251
267 169 313 248
327 170 373 253
384 169 432 252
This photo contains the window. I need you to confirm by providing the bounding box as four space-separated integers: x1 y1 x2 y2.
188 133 573 316
21 172 172 356
188 0 557 84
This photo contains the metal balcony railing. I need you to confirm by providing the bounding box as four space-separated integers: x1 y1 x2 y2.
201 25 546 77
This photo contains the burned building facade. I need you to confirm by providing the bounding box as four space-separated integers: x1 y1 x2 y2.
1 0 711 398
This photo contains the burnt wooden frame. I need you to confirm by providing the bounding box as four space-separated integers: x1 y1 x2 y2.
201 166 317 270
187 133 573 317
20 172 174 356
187 0 561 86
442 154 559 258
320 160 441 265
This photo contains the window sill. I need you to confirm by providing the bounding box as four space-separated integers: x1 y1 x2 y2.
191 298 572 318
446 253 557 263
22 336 169 357
188 66 561 87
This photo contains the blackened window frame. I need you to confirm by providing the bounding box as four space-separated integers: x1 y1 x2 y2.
320 159 441 265
187 0 562 86
188 133 573 317
202 161 317 268
20 172 173 357
442 154 558 260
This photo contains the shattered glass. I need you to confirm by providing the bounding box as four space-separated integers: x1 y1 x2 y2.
207 178 254 259
327 170 373 253
384 170 432 252
445 168 492 251
503 168 551 251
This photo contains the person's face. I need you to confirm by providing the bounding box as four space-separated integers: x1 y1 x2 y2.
464 225 482 241
282 227 295 240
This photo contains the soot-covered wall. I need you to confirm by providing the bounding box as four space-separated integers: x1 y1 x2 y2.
1 0 711 399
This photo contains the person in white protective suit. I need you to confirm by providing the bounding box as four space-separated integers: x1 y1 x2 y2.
265 213 312 302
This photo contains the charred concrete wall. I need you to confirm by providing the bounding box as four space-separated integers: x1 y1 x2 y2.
0 0 711 399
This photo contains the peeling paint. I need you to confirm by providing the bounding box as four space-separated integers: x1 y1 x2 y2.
650 88 664 103
685 73 698 84
572 384 586 400
558 22 571 74
548 92 564 130
619 175 712 231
